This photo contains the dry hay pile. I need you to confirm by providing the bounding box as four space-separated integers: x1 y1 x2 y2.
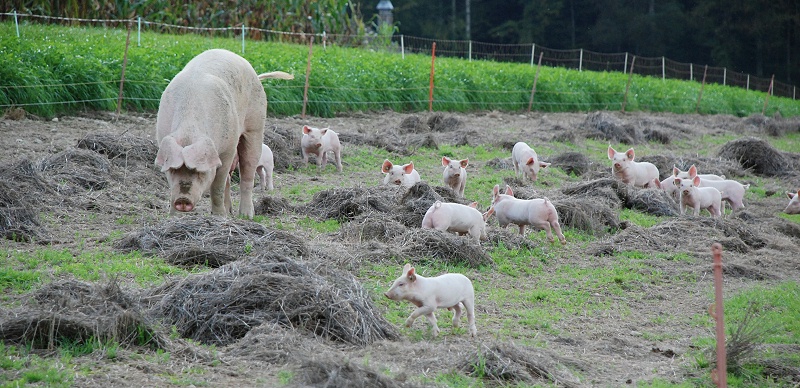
486 157 514 170
398 115 429 134
145 255 400 347
557 178 629 233
337 130 413 155
298 355 410 388
627 188 679 216
717 137 792 176
254 194 293 216
583 111 642 144
115 215 308 268
264 125 303 172
337 213 408 243
460 343 583 388
0 160 55 242
301 185 402 222
0 279 167 350
76 132 158 168
610 216 767 256
38 147 111 193
670 156 746 179
549 152 592 176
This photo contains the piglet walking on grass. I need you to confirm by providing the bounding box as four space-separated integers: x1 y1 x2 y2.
675 176 723 217
607 146 659 188
301 125 342 172
385 263 477 338
511 142 550 183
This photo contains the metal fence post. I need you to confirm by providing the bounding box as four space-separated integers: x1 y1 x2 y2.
723 68 726 86
579 49 583 71
14 10 20 37
530 44 535 67
690 63 693 81
468 40 472 62
710 243 727 388
400 35 405 59
137 16 141 46
623 52 628 74
662 56 665 80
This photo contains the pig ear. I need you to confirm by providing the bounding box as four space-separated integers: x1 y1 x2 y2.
625 148 635 160
692 175 701 186
402 263 412 274
482 207 494 221
442 156 450 166
525 157 535 166
505 185 514 196
406 266 417 281
460 159 469 168
403 162 415 174
320 128 329 136
468 202 478 208
688 165 697 178
539 161 550 169
788 192 797 199
302 125 312 134
672 166 680 176
492 184 500 196
182 137 222 172
381 159 393 173
155 136 185 172
607 146 616 160
653 179 662 189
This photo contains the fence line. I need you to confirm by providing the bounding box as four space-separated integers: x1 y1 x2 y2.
3 11 796 100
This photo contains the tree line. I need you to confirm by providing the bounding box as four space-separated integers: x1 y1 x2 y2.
358 0 799 85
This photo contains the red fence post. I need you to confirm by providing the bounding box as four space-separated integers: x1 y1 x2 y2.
762 74 774 115
527 52 544 112
709 243 727 387
429 42 436 112
621 56 636 113
115 21 132 120
302 36 313 119
696 65 708 114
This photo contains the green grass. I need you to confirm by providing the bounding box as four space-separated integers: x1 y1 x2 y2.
0 247 188 293
620 208 663 228
2 22 799 118
0 343 74 388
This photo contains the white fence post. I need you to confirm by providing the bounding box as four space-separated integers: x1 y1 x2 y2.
579 49 583 71
401 35 405 59
690 63 693 81
241 24 246 54
624 52 628 74
137 16 141 46
723 68 726 85
530 44 535 67
323 31 327 50
468 40 472 62
14 10 19 37
662 56 665 80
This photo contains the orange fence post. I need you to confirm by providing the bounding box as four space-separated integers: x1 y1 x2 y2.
115 21 132 120
302 36 313 119
709 243 727 387
527 52 544 112
621 55 635 113
762 74 774 115
429 42 436 112
696 65 708 113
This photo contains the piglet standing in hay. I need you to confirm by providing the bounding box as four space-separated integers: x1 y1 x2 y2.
607 146 659 188
785 190 800 214
421 200 487 241
442 156 469 197
674 176 723 217
385 263 477 338
484 184 566 245
300 125 342 172
155 48 293 218
381 159 421 187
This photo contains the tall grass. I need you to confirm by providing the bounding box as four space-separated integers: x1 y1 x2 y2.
1 22 799 118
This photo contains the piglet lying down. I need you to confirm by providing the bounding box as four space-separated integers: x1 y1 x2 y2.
385 263 477 338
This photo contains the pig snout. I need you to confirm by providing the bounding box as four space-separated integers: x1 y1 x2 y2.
174 198 194 212
314 142 322 149
393 179 402 185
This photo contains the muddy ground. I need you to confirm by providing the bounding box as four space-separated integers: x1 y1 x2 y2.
1 108 799 387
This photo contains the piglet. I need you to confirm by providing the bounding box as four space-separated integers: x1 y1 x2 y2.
484 184 566 245
785 190 800 214
607 146 659 188
422 201 487 241
442 156 469 197
385 263 477 338
301 125 342 172
256 143 274 191
675 176 723 217
382 159 421 187
673 165 724 181
511 142 550 182
684 166 748 213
